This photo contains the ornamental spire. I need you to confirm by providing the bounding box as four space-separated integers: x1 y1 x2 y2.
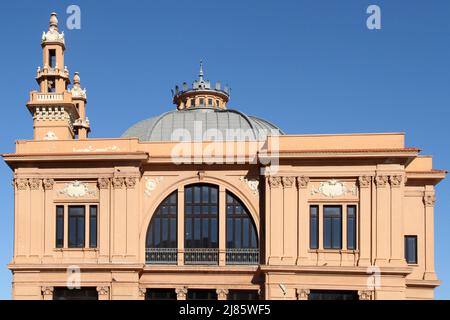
49 12 58 31
199 60 204 81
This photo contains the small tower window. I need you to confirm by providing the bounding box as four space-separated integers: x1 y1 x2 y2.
216 100 220 107
49 49 56 68
199 98 204 106
208 98 213 106
190 98 195 107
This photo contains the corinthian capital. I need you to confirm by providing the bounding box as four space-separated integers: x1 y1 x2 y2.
424 194 436 207
282 176 295 188
268 176 282 188
375 175 388 187
389 175 403 188
358 175 372 188
296 176 309 189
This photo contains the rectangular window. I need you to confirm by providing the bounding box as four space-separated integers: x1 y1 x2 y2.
89 205 98 248
199 98 205 106
310 205 319 249
323 206 342 249
347 205 357 250
190 98 195 107
405 236 417 264
68 206 85 248
208 98 213 106
49 49 56 68
56 206 64 248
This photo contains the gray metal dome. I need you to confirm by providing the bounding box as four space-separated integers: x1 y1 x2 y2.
122 107 284 142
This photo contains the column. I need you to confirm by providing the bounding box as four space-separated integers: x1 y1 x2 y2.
112 177 126 260
42 286 54 300
219 185 226 266
296 176 311 265
423 189 437 280
176 287 188 300
216 289 229 300
267 176 283 265
97 286 110 300
389 175 406 266
177 186 185 266
125 176 139 259
43 179 55 258
358 176 372 267
296 288 310 300
29 178 43 261
98 178 110 263
374 175 390 266
282 177 296 264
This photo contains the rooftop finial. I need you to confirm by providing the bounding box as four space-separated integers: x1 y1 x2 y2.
199 60 204 81
73 72 80 85
49 12 58 31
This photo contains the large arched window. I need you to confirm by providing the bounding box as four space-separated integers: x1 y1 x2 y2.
226 191 259 264
146 191 177 264
184 184 219 264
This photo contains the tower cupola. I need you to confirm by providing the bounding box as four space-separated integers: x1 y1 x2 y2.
172 62 230 110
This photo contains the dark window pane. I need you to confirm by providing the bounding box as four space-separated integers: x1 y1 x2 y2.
405 236 417 264
146 289 176 300
228 290 259 300
187 289 216 300
56 206 64 248
309 290 358 300
146 191 177 250
323 206 342 249
310 206 318 249
89 206 97 248
347 206 356 250
53 287 98 300
68 206 85 248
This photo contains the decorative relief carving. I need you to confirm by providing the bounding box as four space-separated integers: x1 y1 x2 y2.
358 175 372 188
43 131 58 140
296 288 310 300
41 286 54 296
125 177 137 189
375 175 388 187
389 175 403 187
310 179 357 198
175 287 188 299
240 176 259 195
43 178 55 190
358 290 373 300
268 176 282 188
97 178 110 189
29 178 41 190
59 181 96 197
96 286 110 296
144 177 163 197
112 177 125 189
282 176 295 188
424 194 436 207
73 145 120 153
138 287 147 297
296 176 309 189
216 289 229 300
15 178 28 190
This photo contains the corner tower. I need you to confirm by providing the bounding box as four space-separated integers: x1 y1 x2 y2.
26 12 90 140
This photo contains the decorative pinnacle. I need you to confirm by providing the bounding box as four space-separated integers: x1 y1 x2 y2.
199 60 204 81
73 72 80 85
49 12 58 31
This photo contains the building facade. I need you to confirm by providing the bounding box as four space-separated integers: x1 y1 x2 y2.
2 13 446 300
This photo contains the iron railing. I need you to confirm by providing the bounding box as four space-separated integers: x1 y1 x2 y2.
184 248 219 265
226 248 259 265
145 248 177 264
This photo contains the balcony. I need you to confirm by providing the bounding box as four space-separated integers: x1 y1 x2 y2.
145 248 177 265
226 248 259 265
145 248 260 266
184 248 219 265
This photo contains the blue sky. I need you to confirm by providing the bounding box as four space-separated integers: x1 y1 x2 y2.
0 0 449 299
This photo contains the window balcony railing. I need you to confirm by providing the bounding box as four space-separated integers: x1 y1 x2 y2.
184 248 219 265
145 248 177 265
226 248 259 265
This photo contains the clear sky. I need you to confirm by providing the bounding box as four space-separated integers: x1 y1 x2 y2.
0 0 448 299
